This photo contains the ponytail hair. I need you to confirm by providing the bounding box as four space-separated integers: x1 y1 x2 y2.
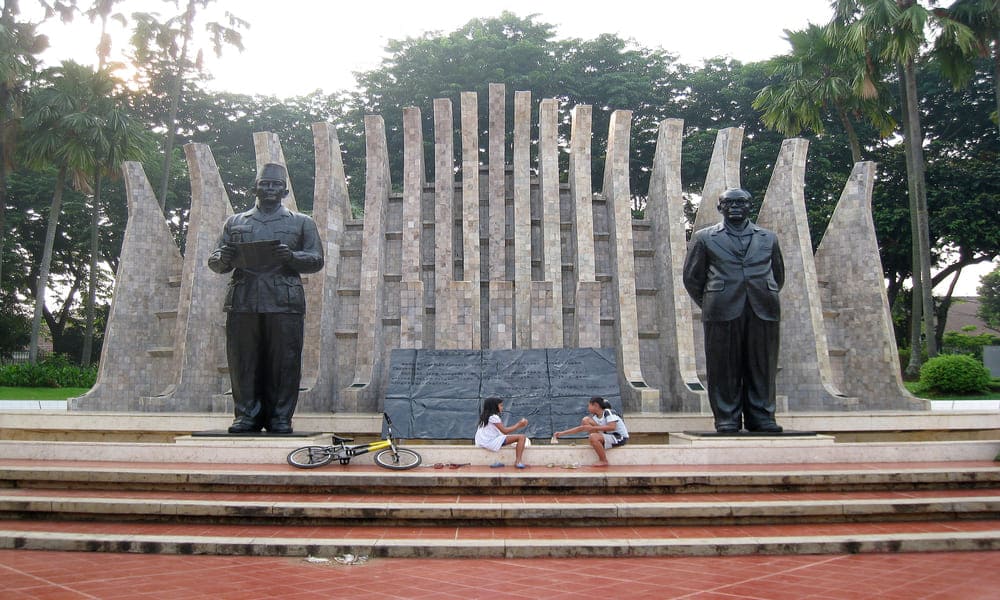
590 395 614 417
479 396 503 428
590 396 612 410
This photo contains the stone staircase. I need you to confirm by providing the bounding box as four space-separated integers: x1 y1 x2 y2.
2 456 1000 559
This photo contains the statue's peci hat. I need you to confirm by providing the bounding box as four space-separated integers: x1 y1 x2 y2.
256 163 287 183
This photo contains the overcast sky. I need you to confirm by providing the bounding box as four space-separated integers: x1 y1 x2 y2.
29 0 997 294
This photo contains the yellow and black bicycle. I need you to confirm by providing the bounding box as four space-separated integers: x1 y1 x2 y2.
286 413 422 470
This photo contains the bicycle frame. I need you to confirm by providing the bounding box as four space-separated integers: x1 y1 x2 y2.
343 438 392 458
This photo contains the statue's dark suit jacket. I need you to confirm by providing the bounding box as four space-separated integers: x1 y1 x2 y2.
682 222 784 322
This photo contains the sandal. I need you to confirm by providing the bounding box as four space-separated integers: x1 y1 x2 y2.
515 463 527 469
489 462 505 468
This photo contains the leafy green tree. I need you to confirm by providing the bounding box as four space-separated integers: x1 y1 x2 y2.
0 302 30 359
0 1 50 298
754 23 896 164
936 0 1000 132
350 13 685 212
19 61 116 362
130 0 247 213
5 167 99 360
831 0 978 373
980 267 1000 330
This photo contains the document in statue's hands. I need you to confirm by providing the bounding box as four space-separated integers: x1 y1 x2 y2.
232 239 281 268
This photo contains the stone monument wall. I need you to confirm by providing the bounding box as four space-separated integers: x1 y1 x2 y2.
72 84 921 415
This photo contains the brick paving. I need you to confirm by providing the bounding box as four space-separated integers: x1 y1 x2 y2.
2 549 1000 599
4 458 1000 596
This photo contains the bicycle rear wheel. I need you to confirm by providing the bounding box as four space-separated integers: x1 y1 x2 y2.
287 446 336 468
373 448 421 470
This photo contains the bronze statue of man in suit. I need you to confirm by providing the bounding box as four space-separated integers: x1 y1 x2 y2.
683 188 784 433
208 163 324 434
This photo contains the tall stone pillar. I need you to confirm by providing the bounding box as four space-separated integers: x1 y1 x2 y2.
252 132 322 388
253 132 298 210
400 107 426 349
692 127 744 231
603 111 657 411
459 91 482 349
144 143 231 411
569 105 601 348
433 99 456 349
70 163 183 410
488 83 514 349
296 122 351 411
534 98 563 348
512 91 533 349
647 119 707 412
344 115 391 411
756 138 846 409
814 161 926 409
488 83 507 282
691 127 744 383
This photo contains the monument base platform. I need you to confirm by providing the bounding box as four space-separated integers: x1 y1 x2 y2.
190 430 319 438
673 432 833 446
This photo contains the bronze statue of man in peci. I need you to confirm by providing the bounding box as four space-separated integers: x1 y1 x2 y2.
683 188 784 434
208 163 324 434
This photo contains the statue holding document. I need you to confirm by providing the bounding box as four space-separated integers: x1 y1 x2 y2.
208 163 324 433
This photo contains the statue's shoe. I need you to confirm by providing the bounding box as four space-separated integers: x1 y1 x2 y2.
228 420 263 434
267 421 293 434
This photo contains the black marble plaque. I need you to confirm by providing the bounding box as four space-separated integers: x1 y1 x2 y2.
384 348 620 439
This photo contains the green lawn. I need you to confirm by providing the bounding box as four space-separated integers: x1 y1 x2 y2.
0 387 90 401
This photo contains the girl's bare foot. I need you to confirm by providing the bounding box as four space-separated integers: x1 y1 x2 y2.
592 461 609 467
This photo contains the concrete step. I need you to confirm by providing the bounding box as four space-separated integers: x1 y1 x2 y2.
2 488 1000 527
4 459 1000 558
2 437 999 466
3 519 999 558
3 460 1000 494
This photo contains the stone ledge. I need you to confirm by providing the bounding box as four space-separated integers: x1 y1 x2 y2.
2 410 999 436
3 530 998 558
1 439 998 466
3 494 997 523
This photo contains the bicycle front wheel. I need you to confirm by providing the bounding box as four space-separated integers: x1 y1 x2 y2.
373 448 421 470
287 446 336 468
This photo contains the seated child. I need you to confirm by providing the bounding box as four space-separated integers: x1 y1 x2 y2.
475 396 530 469
552 396 629 467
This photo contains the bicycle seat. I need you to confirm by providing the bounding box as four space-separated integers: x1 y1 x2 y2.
331 434 354 443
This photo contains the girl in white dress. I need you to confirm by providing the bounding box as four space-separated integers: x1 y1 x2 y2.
475 397 530 468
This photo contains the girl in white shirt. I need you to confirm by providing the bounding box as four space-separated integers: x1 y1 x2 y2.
552 396 629 466
475 397 530 468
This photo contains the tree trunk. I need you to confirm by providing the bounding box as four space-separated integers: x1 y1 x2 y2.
156 76 181 213
82 169 103 366
903 58 937 359
934 266 962 349
900 67 924 378
836 104 863 164
156 0 196 213
993 34 999 138
0 84 9 292
29 165 68 363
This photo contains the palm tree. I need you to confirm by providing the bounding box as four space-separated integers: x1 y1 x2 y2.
0 2 48 296
830 0 977 375
936 0 1000 133
754 23 896 164
20 61 111 363
130 0 246 213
